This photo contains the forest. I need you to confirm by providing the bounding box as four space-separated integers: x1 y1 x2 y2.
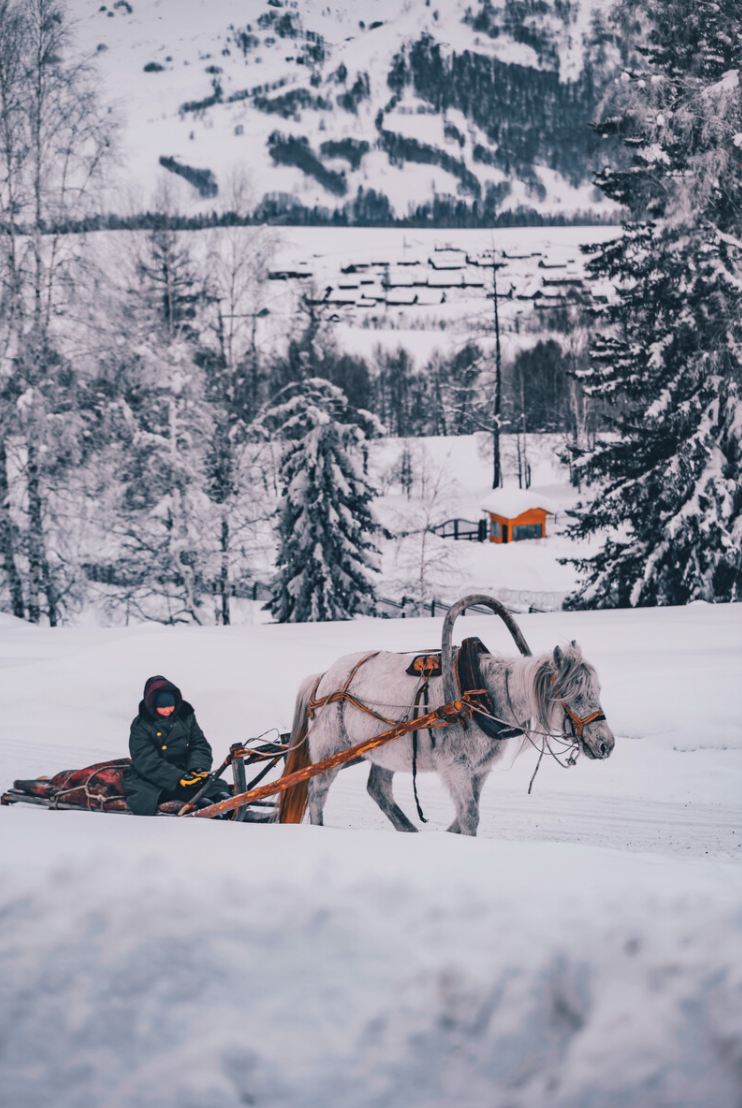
0 0 740 626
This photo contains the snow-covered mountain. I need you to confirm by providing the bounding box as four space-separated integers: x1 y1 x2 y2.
72 0 623 222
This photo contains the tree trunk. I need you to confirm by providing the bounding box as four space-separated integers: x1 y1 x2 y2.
519 366 529 490
491 257 503 489
0 440 25 618
26 440 57 626
219 510 230 626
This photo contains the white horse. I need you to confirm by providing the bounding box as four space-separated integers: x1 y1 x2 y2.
279 597 615 836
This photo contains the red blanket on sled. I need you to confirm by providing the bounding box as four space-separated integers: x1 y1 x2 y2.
12 759 181 813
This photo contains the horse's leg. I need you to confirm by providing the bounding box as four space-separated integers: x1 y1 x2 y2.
307 766 341 826
472 771 489 805
367 764 418 833
439 765 481 836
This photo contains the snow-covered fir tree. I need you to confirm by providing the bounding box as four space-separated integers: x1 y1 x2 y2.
262 378 382 622
566 0 742 607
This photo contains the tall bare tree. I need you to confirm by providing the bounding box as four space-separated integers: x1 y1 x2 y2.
202 194 279 624
0 0 113 623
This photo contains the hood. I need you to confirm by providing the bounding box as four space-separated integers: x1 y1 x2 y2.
140 675 184 719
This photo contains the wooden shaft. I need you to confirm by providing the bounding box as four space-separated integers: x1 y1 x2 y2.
176 742 289 817
189 698 471 820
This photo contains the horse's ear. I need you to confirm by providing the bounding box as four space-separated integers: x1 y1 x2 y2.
553 645 563 669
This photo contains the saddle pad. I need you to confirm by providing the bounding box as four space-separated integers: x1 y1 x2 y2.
405 653 442 677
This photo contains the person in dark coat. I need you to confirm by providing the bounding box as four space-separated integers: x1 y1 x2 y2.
123 675 226 816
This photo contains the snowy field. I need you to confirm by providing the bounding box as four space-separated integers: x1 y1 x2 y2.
1 602 741 1107
85 223 618 365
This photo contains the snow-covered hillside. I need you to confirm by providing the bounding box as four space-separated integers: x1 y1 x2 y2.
0 603 740 1106
70 0 623 220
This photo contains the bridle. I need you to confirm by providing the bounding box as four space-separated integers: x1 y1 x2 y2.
551 674 606 740
561 702 607 739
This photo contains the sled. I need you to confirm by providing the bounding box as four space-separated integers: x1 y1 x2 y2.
0 736 290 822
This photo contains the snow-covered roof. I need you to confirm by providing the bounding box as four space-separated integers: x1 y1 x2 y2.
481 488 555 517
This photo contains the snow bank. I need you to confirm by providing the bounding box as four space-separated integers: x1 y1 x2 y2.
1 816 740 1108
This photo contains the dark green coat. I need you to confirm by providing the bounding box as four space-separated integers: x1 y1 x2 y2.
123 675 214 816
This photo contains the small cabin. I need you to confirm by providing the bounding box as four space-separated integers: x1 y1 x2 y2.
481 489 553 544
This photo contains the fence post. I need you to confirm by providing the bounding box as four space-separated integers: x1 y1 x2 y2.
430 598 436 617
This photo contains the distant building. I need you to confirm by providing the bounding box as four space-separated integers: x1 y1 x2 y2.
481 489 554 543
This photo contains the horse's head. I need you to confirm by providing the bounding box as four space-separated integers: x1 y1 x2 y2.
538 641 614 760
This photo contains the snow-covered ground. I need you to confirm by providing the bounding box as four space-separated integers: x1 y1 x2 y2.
1 602 740 1106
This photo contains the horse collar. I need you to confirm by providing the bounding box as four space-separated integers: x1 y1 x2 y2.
456 637 523 741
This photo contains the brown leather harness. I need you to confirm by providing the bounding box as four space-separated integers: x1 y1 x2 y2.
562 702 607 737
307 649 443 823
307 652 400 727
550 674 606 739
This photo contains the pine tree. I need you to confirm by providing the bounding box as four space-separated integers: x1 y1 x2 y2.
566 0 742 608
262 378 382 622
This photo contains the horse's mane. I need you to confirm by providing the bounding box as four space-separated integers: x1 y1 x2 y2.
525 643 597 731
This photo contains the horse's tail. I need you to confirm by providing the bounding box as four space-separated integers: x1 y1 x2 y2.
278 673 321 824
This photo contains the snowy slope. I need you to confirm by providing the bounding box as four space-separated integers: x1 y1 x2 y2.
0 603 740 1106
70 0 622 219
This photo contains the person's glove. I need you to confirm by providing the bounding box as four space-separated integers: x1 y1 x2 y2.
179 770 209 789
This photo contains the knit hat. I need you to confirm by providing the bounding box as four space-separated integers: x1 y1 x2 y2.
154 689 176 708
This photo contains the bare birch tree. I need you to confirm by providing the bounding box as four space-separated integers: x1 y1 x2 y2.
202 176 280 623
0 0 113 623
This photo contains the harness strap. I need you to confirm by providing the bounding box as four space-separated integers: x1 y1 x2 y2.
307 652 399 726
410 682 431 823
563 705 606 737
